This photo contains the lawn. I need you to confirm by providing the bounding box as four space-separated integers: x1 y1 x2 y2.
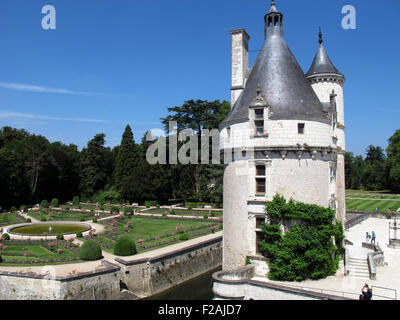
0 240 82 266
28 209 100 222
0 213 25 227
346 198 400 213
141 208 223 217
87 216 222 254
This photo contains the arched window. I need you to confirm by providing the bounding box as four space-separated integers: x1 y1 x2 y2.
274 15 280 26
268 16 272 27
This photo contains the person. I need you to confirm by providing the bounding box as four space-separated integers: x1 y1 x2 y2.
371 231 376 244
366 232 370 243
360 283 372 300
375 207 378 213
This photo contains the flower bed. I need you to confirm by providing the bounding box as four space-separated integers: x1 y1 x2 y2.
0 239 81 265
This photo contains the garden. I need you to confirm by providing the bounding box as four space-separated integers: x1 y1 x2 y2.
140 208 223 218
0 238 81 266
83 215 223 254
0 197 224 265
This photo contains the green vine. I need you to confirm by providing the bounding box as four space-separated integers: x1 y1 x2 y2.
259 195 344 282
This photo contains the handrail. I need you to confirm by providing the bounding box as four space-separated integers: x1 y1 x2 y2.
371 285 397 300
280 284 359 300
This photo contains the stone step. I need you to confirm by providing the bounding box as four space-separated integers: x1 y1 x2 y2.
348 264 369 269
348 261 368 266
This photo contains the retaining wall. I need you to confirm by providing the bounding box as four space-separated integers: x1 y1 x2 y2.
116 235 223 297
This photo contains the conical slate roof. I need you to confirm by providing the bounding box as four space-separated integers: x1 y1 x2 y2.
306 31 343 77
222 6 327 126
306 44 343 77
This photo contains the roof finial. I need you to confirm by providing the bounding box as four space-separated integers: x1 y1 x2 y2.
318 27 323 45
268 0 278 13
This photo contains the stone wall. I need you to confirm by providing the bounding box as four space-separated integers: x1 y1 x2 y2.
212 266 351 300
0 261 121 300
116 235 223 297
0 235 222 300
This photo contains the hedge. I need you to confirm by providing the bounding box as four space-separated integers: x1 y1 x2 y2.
79 241 102 261
113 237 137 256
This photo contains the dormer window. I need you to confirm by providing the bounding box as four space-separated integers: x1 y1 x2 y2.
254 109 264 135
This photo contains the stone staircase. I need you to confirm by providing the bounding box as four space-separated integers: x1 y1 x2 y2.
347 257 370 279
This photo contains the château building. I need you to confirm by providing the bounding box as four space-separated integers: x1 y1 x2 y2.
219 1 346 271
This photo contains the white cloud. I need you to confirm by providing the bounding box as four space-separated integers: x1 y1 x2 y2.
0 81 98 95
0 111 104 123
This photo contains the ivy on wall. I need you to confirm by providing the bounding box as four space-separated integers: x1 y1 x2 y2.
259 195 344 282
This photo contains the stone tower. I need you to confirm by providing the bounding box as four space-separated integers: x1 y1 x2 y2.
306 29 346 223
220 1 346 272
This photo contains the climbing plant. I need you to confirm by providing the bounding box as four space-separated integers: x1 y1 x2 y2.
259 195 344 282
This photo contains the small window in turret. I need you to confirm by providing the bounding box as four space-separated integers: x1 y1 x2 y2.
298 123 305 134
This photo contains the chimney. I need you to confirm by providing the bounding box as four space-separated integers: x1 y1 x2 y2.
230 29 250 108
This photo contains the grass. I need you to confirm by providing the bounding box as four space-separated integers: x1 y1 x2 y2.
0 213 23 226
28 210 99 222
345 189 400 213
91 216 222 254
346 198 400 213
142 208 222 217
0 240 82 266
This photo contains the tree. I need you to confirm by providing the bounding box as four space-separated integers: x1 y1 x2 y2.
114 125 138 196
160 99 230 203
360 145 387 190
387 130 400 192
79 134 110 197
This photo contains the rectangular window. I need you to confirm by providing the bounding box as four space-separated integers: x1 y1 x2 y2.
255 164 266 196
256 217 265 229
255 120 264 135
256 178 266 194
254 108 264 136
298 123 305 134
255 109 264 119
256 165 266 176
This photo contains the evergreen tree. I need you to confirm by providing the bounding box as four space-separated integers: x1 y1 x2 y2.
114 125 138 194
79 134 109 197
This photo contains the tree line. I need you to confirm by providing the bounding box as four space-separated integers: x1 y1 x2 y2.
0 99 230 210
345 129 400 193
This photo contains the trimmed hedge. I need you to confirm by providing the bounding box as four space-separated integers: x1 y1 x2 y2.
79 240 102 261
72 196 80 205
2 233 10 240
179 233 189 241
40 200 49 209
51 198 59 208
114 237 137 256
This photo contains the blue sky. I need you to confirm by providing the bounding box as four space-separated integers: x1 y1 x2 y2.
0 0 399 156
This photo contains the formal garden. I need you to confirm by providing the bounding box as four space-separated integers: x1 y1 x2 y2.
0 238 81 266
83 215 222 254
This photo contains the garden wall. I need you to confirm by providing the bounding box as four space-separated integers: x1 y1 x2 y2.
0 235 222 299
0 261 121 300
116 235 223 297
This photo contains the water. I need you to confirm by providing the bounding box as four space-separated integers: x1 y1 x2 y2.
147 266 221 300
